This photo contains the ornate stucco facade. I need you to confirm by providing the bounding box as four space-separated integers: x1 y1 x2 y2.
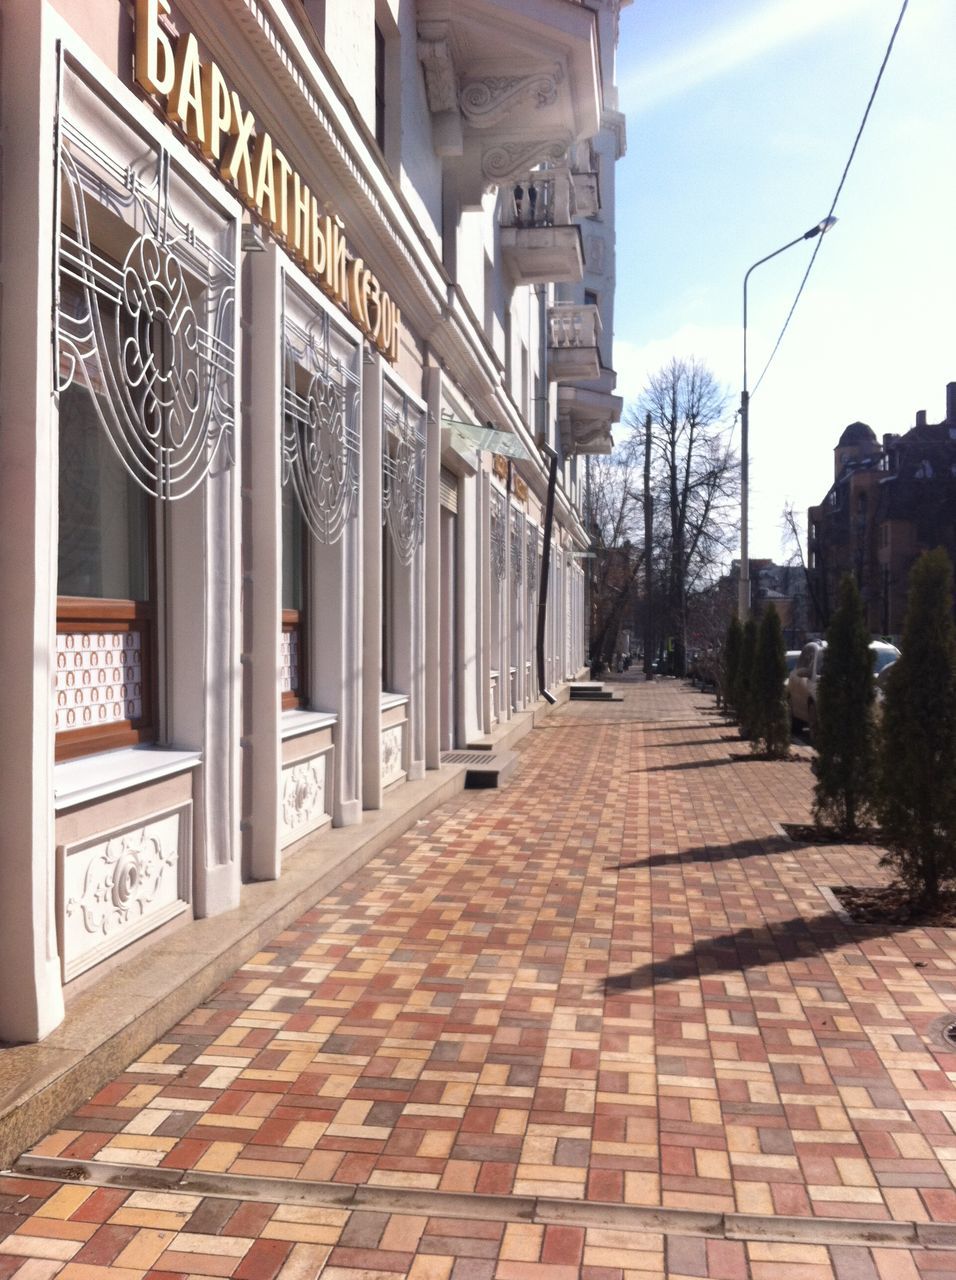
0 0 627 1042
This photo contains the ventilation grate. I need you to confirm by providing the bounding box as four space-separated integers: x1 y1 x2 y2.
442 752 497 765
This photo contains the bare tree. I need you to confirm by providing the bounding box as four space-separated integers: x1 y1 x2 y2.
782 501 829 630
632 357 739 676
585 445 645 671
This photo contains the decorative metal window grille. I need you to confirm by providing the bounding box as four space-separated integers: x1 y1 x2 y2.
56 114 236 501
511 508 523 583
382 385 426 566
283 304 360 544
527 524 539 595
490 490 507 582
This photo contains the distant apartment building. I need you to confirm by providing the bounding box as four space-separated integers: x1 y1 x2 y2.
807 382 956 635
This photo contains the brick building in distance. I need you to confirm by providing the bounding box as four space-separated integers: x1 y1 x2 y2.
808 381 956 636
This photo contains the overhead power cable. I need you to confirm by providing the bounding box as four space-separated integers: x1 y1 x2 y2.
751 0 909 398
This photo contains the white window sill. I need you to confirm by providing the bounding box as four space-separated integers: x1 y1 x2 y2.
381 692 409 712
281 709 337 740
54 746 201 811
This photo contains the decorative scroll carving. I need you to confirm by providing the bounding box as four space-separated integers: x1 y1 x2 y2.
281 756 327 834
381 724 405 786
511 508 523 583
57 118 235 501
66 824 177 938
283 305 360 544
460 66 563 128
417 23 459 114
56 631 144 733
490 490 506 582
383 386 426 566
482 138 568 184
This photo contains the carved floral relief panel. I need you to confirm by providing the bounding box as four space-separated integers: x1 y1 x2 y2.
58 804 192 981
381 723 406 788
280 752 330 847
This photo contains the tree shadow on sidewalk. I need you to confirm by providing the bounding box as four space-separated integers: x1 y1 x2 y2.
601 909 896 996
610 834 813 872
635 757 736 774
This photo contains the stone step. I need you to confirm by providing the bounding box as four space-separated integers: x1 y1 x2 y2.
442 749 517 789
569 683 623 701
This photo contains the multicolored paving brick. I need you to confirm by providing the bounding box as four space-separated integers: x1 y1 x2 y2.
7 681 956 1276
1 1173 953 1279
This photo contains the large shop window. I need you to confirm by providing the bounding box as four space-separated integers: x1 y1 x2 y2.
381 379 426 691
54 62 237 759
281 488 307 709
281 280 362 708
56 383 157 760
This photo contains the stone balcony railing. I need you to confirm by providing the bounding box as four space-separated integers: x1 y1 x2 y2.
547 302 601 381
499 170 584 285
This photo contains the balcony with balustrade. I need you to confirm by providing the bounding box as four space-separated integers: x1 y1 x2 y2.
548 302 601 381
499 169 584 284
559 365 621 456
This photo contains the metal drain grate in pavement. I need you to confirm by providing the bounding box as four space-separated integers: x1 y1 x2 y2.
926 1013 956 1051
442 752 497 765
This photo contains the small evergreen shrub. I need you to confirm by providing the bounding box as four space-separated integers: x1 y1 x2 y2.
750 605 789 758
877 549 956 903
813 575 877 835
734 617 758 739
721 615 743 714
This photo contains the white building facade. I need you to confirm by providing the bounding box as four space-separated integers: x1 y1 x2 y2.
0 0 626 1043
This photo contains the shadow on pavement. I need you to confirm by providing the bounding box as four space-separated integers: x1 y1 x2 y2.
610 834 813 872
601 911 888 995
636 756 737 774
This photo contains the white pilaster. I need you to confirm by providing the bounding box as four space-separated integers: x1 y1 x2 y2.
245 248 282 880
0 0 65 1041
361 352 384 808
423 366 442 769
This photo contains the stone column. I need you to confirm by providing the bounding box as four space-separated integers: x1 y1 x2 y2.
244 248 282 880
0 0 65 1041
361 351 383 808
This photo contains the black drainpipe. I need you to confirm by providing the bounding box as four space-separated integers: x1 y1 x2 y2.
536 443 559 704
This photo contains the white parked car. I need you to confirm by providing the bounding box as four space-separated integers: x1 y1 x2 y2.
787 639 900 738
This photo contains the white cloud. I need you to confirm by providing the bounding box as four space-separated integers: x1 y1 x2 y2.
621 0 872 114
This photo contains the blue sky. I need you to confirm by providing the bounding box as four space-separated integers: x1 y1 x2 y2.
612 0 956 563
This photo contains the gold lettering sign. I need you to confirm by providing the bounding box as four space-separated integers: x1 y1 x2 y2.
134 0 401 362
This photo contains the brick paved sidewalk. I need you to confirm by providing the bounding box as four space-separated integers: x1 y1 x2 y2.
5 680 956 1279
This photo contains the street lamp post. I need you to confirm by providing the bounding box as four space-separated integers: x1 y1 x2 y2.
738 215 837 621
